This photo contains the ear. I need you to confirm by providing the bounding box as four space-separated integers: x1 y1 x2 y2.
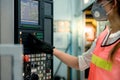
113 0 117 8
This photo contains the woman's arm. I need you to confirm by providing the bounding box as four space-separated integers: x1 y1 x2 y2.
53 39 96 70
53 48 79 70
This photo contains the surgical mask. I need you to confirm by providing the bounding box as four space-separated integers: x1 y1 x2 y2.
91 1 112 21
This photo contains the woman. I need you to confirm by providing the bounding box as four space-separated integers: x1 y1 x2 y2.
28 0 120 80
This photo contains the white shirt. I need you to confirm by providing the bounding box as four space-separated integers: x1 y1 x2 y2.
78 30 120 71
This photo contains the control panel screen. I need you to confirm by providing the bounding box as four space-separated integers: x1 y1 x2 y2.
21 0 38 25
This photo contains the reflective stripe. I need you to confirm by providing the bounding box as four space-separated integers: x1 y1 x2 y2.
91 54 112 71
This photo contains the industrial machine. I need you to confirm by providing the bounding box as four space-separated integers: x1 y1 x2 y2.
14 0 53 80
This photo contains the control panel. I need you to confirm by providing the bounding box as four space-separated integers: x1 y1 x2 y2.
14 0 53 80
24 53 52 80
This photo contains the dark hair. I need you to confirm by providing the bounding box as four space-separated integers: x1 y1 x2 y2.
109 43 120 62
111 0 120 15
108 0 120 62
116 0 120 15
105 0 120 15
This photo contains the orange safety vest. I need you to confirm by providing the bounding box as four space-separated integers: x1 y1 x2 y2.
88 27 120 80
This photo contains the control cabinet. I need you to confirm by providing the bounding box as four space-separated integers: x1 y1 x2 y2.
14 0 53 80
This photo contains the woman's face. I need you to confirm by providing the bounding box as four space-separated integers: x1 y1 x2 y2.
99 0 113 12
91 0 113 21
